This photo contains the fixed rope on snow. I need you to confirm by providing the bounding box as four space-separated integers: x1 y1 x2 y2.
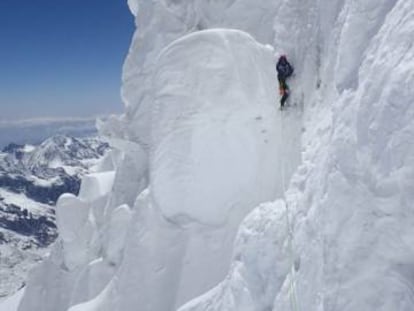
279 109 300 311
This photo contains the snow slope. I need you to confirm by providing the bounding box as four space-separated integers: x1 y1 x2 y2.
10 0 414 311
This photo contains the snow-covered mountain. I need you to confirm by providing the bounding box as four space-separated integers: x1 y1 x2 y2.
0 117 101 149
5 0 414 311
0 135 109 298
0 135 109 206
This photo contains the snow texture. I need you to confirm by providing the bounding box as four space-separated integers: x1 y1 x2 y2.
6 0 414 311
151 29 286 226
0 289 24 311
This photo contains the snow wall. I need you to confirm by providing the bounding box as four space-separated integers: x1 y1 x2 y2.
14 0 414 311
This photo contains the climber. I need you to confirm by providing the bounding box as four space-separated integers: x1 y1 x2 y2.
276 55 294 109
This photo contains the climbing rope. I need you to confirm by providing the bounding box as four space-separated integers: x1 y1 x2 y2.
279 109 300 311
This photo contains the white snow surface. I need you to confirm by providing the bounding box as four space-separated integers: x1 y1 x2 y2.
0 189 50 214
0 289 24 311
8 0 414 311
151 29 286 226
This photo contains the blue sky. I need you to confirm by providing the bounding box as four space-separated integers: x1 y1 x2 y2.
0 0 134 120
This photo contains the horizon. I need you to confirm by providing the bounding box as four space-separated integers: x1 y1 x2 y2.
0 0 134 121
0 116 103 148
0 114 112 126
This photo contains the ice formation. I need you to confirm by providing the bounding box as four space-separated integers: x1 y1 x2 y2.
7 0 414 310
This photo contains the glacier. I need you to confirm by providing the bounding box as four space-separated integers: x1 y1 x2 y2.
5 0 414 310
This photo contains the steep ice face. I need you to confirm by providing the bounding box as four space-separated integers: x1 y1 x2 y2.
15 7 302 309
298 1 414 309
178 200 292 311
150 29 283 226
115 29 300 310
181 1 414 311
119 0 281 149
62 29 300 311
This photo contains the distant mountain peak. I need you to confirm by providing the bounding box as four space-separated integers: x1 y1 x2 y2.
2 143 24 153
0 134 110 297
